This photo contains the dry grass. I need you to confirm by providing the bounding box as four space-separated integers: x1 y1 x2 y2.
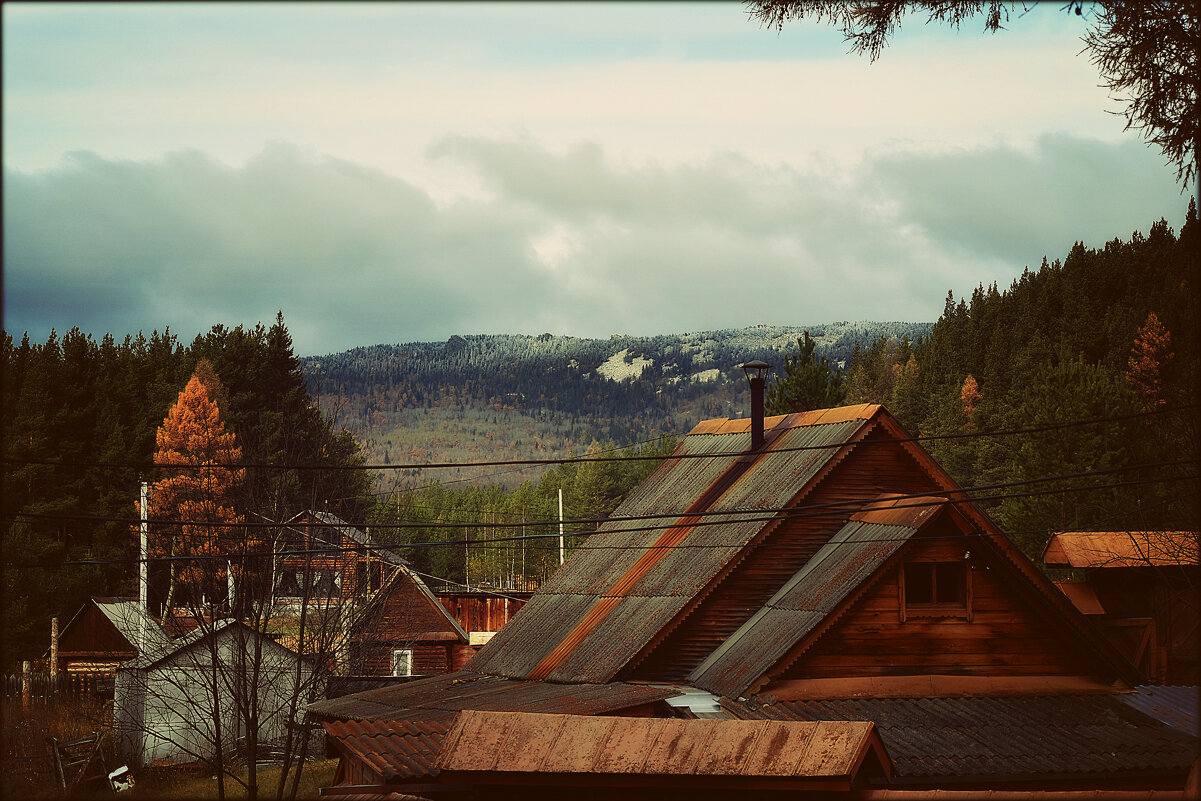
1 694 115 799
2 695 335 800
129 759 338 800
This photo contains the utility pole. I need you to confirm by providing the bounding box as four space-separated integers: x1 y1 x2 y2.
140 480 149 653
558 488 565 566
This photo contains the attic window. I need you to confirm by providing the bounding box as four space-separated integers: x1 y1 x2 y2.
902 562 969 618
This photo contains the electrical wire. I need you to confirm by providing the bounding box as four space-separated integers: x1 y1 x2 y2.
3 465 1193 569
1 403 1193 473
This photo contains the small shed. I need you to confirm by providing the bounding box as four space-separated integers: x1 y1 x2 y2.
55 597 172 677
1044 531 1200 684
114 619 314 768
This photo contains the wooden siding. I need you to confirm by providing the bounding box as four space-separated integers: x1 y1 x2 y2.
625 425 943 682
438 592 528 633
349 570 466 676
775 526 1097 681
353 643 452 676
56 604 135 673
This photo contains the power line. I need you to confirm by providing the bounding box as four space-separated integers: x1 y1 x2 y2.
5 457 1191 535
3 466 1192 569
1 403 1193 473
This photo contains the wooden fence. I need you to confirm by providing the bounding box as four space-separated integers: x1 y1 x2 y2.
2 672 114 705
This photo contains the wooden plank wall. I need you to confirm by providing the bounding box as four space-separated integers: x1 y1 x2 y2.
780 527 1096 679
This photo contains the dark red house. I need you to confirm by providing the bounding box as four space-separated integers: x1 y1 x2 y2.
271 510 405 610
1043 530 1199 684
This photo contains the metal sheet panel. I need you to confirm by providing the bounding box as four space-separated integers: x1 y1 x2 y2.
729 694 1200 780
466 593 598 678
436 711 885 780
1042 531 1199 568
307 672 680 721
691 518 917 697
1117 685 1199 736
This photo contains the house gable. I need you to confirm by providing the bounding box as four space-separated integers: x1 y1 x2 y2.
623 419 950 683
466 406 881 683
350 567 469 676
761 509 1105 696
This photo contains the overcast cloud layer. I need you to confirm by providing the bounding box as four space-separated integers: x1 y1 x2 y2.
2 3 1189 355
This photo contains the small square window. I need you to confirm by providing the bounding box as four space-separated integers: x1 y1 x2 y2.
904 562 967 611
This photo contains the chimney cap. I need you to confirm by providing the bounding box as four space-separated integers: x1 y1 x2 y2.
739 360 771 382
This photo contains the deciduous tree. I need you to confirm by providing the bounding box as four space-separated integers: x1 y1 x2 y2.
150 364 246 615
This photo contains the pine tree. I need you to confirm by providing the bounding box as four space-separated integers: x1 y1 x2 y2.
765 331 846 414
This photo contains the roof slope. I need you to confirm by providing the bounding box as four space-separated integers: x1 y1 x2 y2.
726 694 1199 782
306 671 679 723
689 497 944 698
1043 531 1200 568
466 406 880 683
284 510 407 566
436 710 890 787
322 718 448 782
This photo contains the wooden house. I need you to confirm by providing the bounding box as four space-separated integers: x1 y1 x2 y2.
1044 530 1199 684
270 510 405 611
114 619 314 768
54 597 172 677
310 404 1199 797
347 565 471 677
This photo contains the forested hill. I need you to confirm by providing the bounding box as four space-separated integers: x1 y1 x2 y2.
297 322 932 485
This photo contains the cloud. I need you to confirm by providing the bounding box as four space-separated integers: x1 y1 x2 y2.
3 136 1185 355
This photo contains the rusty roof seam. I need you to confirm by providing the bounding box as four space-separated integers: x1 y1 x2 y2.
619 418 875 679
696 521 917 696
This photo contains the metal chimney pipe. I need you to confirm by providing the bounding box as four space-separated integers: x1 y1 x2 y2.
739 361 771 450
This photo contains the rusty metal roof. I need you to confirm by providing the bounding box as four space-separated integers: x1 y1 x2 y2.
322 718 448 781
435 709 891 786
306 671 680 722
465 408 879 684
1042 531 1199 568
690 498 945 698
727 694 1199 782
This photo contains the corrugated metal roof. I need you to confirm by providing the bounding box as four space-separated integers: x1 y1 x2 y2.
322 718 447 781
306 671 680 722
690 499 946 698
93 598 172 652
466 410 877 684
727 694 1199 781
1117 685 1199 736
1042 531 1199 568
436 710 890 783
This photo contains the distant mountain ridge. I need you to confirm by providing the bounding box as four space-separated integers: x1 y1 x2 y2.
299 321 932 487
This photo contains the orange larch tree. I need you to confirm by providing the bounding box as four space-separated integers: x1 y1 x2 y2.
960 374 982 429
150 362 247 616
1126 311 1174 411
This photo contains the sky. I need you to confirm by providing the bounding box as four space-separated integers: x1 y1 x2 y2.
2 2 1189 357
